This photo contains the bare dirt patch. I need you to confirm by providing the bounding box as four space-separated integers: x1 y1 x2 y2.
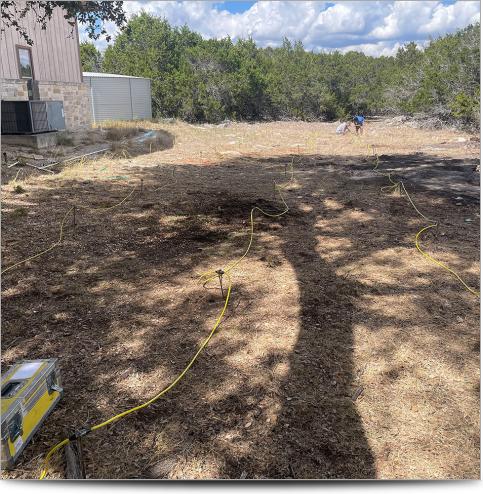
1 119 479 479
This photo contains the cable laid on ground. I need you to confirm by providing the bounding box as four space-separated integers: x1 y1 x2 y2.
415 224 480 297
3 165 179 277
39 271 232 480
74 185 136 212
39 160 295 479
1 186 137 275
399 182 436 224
1 207 74 275
199 159 294 285
356 137 478 297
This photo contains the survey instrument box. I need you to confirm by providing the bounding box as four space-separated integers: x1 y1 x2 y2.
1 359 63 469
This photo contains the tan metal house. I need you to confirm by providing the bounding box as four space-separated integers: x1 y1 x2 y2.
0 5 91 130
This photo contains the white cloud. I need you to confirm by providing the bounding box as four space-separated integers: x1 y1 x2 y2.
79 1 480 56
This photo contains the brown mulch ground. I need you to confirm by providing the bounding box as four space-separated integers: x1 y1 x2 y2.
1 120 480 479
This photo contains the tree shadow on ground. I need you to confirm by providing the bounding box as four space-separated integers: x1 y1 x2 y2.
1 151 479 479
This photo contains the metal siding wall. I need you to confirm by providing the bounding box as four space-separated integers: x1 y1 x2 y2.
87 76 152 123
130 78 152 120
0 3 82 82
90 77 132 123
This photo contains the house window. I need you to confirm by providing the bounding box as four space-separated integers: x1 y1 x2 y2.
17 47 34 79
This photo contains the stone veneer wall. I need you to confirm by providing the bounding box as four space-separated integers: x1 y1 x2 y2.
0 79 28 100
37 81 92 130
1 79 92 130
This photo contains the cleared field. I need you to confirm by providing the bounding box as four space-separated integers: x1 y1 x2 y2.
1 119 480 479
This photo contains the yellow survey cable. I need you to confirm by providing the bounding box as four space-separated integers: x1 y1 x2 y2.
368 145 401 192
399 182 435 224
39 271 232 479
74 185 136 212
1 186 137 275
415 225 479 297
199 160 294 285
358 138 479 297
1 207 74 275
40 159 295 479
367 144 378 168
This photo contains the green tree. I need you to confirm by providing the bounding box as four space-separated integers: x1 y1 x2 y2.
0 1 126 46
80 41 103 72
100 13 480 127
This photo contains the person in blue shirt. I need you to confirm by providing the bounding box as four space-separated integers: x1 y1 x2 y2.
353 114 365 135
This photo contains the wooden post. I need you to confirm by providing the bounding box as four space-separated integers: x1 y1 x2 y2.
64 439 86 479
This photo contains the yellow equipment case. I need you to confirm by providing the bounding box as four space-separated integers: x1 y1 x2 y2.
1 359 63 469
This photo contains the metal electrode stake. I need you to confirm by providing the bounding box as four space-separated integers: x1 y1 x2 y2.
285 163 287 177
216 269 225 298
141 178 144 194
73 205 76 229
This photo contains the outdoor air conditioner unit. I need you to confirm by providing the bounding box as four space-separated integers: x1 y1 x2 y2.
1 100 66 134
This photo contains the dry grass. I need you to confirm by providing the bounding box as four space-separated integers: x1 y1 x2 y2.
1 118 479 479
56 132 75 147
98 120 144 141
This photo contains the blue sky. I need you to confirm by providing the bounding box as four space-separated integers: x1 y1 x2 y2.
214 1 256 13
81 1 480 56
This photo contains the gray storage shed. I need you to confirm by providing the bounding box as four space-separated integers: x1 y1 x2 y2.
83 72 152 123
